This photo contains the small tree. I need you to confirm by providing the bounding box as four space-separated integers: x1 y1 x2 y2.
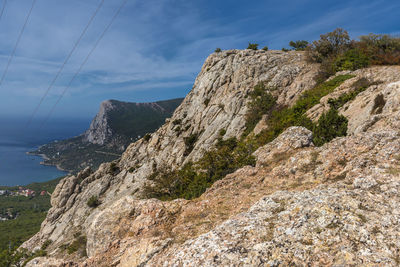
308 28 351 62
262 46 269 51
247 43 259 50
215 48 222 53
289 40 309 51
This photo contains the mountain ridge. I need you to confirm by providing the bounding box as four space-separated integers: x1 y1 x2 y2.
21 49 400 266
30 98 183 173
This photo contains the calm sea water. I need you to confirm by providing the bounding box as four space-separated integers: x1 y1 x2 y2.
0 116 90 186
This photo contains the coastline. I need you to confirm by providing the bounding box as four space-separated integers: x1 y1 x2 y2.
26 151 69 173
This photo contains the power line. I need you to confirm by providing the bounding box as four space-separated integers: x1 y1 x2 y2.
41 0 128 127
0 0 7 22
0 0 36 88
26 0 105 127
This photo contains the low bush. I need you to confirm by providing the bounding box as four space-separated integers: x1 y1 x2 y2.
359 34 400 65
334 48 370 71
243 82 276 136
143 133 151 142
307 29 400 82
41 240 52 250
313 109 348 146
144 136 256 200
247 43 259 50
215 48 222 53
255 75 353 146
172 119 182 125
184 134 199 156
67 234 87 256
87 195 100 208
109 162 119 174
262 46 269 51
328 78 372 109
289 40 309 51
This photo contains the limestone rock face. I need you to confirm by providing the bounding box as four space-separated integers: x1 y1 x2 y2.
22 49 319 259
84 100 115 146
23 51 400 267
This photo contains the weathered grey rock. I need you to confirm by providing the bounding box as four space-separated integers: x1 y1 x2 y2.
23 52 400 267
22 49 319 259
84 100 115 146
254 126 313 167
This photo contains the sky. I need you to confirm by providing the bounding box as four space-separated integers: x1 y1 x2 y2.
0 0 399 124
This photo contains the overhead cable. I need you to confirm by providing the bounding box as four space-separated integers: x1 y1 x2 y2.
41 0 128 127
26 0 105 127
0 0 37 87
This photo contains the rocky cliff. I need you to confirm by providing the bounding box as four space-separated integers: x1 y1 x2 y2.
22 49 400 266
84 98 183 148
30 98 183 173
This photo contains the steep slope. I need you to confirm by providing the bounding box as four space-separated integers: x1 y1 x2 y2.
22 49 319 263
24 50 400 266
30 98 183 173
84 98 183 147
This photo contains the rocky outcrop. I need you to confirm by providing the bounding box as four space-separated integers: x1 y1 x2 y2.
23 50 400 266
23 49 319 262
30 98 183 173
84 98 183 148
83 100 115 146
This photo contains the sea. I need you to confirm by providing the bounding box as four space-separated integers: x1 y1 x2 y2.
0 116 90 186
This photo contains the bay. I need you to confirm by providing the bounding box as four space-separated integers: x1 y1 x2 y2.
0 116 90 186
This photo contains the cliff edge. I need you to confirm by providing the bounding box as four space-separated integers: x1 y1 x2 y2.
23 49 400 266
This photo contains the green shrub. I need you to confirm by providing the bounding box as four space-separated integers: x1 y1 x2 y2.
109 162 119 174
307 30 400 82
87 195 100 208
313 109 348 146
67 234 87 255
41 240 52 250
172 119 182 125
262 46 269 51
282 48 290 52
174 126 182 134
215 48 222 53
255 75 353 146
247 43 259 50
307 28 351 63
184 134 199 156
144 137 256 200
289 40 309 51
204 98 210 106
334 48 370 71
143 133 151 142
292 74 355 115
359 34 400 65
243 82 276 136
328 78 371 109
313 56 337 84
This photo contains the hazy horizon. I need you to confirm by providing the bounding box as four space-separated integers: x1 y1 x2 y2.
0 0 399 123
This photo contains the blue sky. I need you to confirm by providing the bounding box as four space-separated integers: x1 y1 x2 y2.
0 0 399 122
